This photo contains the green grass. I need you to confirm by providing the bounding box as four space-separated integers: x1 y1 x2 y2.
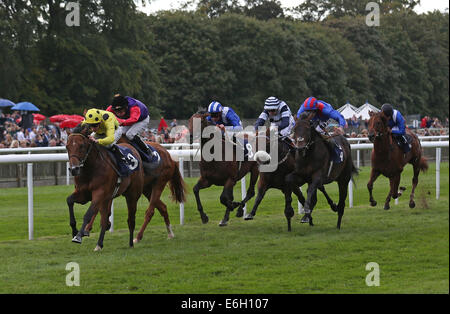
0 163 448 294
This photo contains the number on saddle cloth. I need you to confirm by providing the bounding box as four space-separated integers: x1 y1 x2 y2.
114 145 140 177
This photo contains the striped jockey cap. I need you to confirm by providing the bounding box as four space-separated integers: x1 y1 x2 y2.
264 96 281 110
208 101 223 113
303 97 318 110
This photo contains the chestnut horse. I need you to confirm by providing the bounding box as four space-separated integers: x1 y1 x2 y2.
66 124 186 250
188 111 259 226
66 124 144 251
367 111 428 210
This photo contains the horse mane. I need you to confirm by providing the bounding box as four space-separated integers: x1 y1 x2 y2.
72 123 90 135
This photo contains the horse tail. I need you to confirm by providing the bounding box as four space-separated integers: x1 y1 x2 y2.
169 162 187 203
418 156 429 173
350 162 359 188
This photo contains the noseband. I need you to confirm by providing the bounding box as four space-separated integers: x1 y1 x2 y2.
67 133 94 169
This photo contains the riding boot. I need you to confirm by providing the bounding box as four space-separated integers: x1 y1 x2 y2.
132 135 152 156
394 134 411 153
110 144 128 164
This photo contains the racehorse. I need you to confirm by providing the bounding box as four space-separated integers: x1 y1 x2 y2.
66 124 144 251
245 132 339 224
367 111 428 210
66 124 186 250
285 112 358 230
188 111 259 226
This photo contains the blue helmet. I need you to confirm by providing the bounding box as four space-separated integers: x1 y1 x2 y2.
208 101 223 113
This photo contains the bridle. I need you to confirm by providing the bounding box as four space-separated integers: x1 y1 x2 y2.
294 121 315 157
67 133 94 169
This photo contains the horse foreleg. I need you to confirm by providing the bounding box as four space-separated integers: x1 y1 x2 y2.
303 174 322 226
72 201 98 244
94 202 111 251
385 174 400 210
244 179 268 220
125 196 138 247
284 173 300 231
66 191 90 237
367 168 381 207
318 185 338 212
193 177 212 224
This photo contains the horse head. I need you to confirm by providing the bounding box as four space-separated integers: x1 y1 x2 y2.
66 124 94 176
188 110 210 143
293 111 316 152
368 111 389 143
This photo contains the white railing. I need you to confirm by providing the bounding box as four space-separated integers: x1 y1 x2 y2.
0 141 448 240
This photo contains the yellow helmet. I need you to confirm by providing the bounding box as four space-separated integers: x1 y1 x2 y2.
84 109 103 124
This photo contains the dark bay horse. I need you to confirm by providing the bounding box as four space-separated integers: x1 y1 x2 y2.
66 124 144 251
66 124 187 250
245 133 338 224
285 112 358 230
367 111 428 210
188 111 259 226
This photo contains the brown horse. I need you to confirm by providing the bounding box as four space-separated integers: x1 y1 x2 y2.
367 111 428 210
285 112 358 230
66 124 144 251
67 124 187 249
188 111 259 226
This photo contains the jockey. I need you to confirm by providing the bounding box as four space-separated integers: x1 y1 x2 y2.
296 97 346 135
297 97 347 164
206 101 243 133
381 103 410 153
82 108 130 164
254 96 296 138
106 94 154 159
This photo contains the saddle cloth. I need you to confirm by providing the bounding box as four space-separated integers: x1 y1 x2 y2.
109 145 140 178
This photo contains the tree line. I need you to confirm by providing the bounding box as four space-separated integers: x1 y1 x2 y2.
0 0 448 119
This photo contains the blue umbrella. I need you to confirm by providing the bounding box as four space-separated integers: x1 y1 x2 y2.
11 102 40 112
0 99 15 108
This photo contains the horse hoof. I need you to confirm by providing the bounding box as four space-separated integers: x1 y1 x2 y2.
133 238 140 244
236 208 244 218
94 245 102 252
331 204 338 212
219 221 228 227
300 215 309 224
72 236 82 244
244 214 254 221
409 201 416 209
399 186 406 192
167 233 175 239
370 201 377 207
384 205 390 210
201 214 209 224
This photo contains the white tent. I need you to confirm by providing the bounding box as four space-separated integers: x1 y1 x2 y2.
357 102 380 120
337 102 359 119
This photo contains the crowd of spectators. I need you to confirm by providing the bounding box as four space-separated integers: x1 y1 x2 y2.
0 111 67 148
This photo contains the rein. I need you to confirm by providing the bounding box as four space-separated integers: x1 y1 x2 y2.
68 133 94 168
